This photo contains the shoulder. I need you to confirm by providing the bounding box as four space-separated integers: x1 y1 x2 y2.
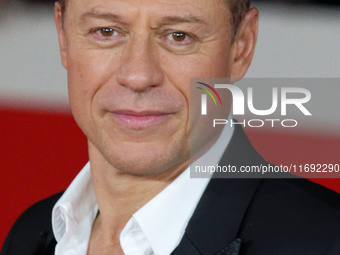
255 177 340 213
1 192 63 255
240 178 340 254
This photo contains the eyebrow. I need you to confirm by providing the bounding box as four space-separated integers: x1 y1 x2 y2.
80 10 206 26
160 15 207 25
80 10 122 22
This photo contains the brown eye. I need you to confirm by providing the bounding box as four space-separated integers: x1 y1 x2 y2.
100 28 114 37
172 32 187 42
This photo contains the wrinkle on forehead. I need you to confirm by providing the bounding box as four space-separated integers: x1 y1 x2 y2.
70 0 228 17
68 0 230 31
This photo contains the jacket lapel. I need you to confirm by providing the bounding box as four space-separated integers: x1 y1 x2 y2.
173 126 265 255
33 230 56 255
215 239 242 255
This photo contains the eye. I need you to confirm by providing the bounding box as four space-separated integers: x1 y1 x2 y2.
161 30 198 53
91 27 125 44
90 27 126 46
171 32 187 42
94 28 119 38
167 32 190 43
99 28 116 37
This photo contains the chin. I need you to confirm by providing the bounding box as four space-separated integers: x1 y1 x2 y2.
108 146 189 176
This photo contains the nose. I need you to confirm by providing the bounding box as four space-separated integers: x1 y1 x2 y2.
116 34 164 93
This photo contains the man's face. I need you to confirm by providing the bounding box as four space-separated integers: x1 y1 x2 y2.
56 0 240 175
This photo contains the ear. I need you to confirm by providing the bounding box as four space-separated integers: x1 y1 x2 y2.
230 8 259 79
54 2 68 69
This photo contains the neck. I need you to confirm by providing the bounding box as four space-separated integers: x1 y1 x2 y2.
88 142 189 238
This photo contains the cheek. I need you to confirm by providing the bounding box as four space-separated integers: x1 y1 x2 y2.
66 48 117 132
159 49 232 151
161 50 232 103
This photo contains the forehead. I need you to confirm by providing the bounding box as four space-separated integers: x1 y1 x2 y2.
66 0 229 25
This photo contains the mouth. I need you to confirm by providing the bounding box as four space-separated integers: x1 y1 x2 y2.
110 110 174 130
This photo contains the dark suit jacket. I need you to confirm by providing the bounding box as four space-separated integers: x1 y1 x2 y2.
2 126 340 255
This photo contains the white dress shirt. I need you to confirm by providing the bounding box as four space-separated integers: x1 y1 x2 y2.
52 124 234 255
